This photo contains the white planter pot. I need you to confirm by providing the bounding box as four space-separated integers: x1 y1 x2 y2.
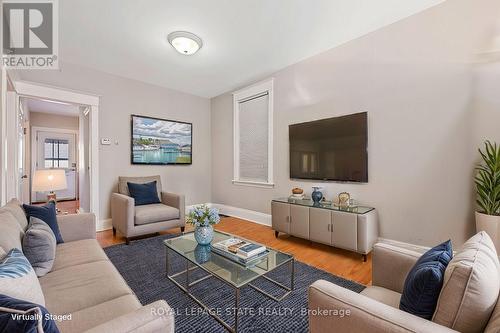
476 211 500 253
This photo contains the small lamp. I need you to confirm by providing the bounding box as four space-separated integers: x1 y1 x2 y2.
32 169 67 203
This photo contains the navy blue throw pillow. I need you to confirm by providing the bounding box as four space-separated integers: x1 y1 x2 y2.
127 181 161 206
399 240 453 319
23 202 64 244
0 294 60 333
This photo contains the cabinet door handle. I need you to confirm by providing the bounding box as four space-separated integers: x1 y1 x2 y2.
286 216 290 223
327 224 330 232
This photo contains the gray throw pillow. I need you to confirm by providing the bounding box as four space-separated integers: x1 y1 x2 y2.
22 217 56 277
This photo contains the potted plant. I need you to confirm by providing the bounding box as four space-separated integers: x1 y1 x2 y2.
475 140 500 250
186 204 221 245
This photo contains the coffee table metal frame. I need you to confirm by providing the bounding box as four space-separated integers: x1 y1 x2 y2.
164 231 294 332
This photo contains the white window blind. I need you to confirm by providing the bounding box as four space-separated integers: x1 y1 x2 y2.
233 79 274 187
238 94 269 182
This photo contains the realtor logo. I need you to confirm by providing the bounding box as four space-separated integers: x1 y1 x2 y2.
2 0 58 69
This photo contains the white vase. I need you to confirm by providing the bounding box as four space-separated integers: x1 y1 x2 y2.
475 211 500 253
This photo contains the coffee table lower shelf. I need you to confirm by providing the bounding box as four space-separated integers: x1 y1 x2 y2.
165 246 295 333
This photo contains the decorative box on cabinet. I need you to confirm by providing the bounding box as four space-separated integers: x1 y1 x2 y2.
271 198 378 261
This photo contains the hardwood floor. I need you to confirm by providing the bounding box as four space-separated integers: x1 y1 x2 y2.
97 216 372 285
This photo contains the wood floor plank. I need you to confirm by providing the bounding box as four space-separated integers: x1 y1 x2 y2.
97 216 372 285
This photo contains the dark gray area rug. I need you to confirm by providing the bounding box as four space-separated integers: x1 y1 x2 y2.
104 234 365 333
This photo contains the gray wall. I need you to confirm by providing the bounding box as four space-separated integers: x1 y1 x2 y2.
17 62 211 220
211 0 500 247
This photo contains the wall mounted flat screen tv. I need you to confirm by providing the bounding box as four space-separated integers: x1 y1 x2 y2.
289 112 368 182
131 115 192 165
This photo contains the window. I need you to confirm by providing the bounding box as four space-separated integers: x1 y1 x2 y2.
44 139 69 168
233 79 274 187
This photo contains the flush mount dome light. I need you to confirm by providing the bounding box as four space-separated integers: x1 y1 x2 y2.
167 31 202 55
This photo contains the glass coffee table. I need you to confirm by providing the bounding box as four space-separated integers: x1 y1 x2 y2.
164 230 294 332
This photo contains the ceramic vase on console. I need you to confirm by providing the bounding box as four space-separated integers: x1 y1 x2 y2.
311 186 323 205
194 225 214 245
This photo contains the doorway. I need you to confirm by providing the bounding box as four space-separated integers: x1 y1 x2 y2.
23 96 88 214
2 79 100 222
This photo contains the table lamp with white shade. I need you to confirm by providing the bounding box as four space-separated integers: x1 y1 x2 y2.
32 169 67 203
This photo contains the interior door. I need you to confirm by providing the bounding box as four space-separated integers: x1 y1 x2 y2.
32 131 77 202
17 102 29 203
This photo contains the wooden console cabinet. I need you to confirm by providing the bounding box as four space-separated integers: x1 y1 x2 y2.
272 198 378 261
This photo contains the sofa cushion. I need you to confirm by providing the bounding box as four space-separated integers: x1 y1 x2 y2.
0 248 45 306
40 261 133 315
0 211 24 253
361 286 401 309
127 181 161 206
23 202 64 244
134 203 180 225
432 231 499 333
0 294 60 333
0 199 28 230
51 239 108 272
55 294 141 333
400 240 453 319
118 175 162 197
22 217 56 277
485 296 500 333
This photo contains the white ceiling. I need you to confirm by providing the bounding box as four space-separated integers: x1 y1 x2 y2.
60 0 444 98
25 98 79 117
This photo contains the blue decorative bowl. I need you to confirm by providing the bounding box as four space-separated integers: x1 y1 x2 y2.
194 225 214 245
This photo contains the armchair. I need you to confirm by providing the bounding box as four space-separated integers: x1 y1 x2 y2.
111 176 185 244
308 238 500 333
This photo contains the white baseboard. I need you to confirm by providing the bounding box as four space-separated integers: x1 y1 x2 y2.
97 218 112 232
210 203 271 226
97 203 271 233
377 237 430 252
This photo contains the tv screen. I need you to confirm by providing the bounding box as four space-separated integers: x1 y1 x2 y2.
289 112 368 182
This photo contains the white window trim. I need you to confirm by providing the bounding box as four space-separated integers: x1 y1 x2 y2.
233 78 274 188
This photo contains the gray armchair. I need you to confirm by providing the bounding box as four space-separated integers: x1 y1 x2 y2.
111 175 185 244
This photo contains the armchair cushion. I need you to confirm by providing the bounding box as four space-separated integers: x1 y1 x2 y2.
400 240 452 319
432 231 499 333
361 286 401 308
134 204 180 226
127 181 161 206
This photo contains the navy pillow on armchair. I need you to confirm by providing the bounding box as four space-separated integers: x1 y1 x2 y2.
127 181 161 206
399 240 453 319
0 294 60 333
23 202 64 244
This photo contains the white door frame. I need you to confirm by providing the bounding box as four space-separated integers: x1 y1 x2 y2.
10 80 101 223
31 126 79 202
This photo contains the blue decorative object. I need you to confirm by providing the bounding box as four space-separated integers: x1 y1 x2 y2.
0 294 60 333
311 187 323 204
400 240 453 319
194 226 214 245
187 205 221 245
23 202 63 244
127 181 161 206
194 245 212 264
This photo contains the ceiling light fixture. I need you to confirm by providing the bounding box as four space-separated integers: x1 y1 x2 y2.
167 31 202 55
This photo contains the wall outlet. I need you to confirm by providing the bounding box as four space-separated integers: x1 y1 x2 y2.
101 138 111 145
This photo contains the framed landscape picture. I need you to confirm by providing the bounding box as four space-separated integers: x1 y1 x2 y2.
131 115 192 165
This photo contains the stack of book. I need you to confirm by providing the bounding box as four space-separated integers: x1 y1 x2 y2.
212 238 268 266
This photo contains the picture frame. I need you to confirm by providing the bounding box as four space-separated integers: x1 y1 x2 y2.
131 114 192 165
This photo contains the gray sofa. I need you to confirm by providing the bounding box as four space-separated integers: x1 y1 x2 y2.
111 175 185 244
308 232 500 333
0 199 174 333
